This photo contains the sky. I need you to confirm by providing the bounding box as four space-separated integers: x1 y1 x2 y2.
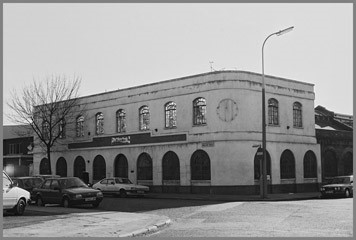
3 3 353 125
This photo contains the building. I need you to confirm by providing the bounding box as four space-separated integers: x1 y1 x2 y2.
3 125 34 177
315 106 353 183
33 71 321 194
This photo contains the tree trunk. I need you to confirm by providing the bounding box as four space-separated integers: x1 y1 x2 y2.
47 145 52 174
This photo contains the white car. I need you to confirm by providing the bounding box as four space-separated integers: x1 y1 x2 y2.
3 171 31 215
92 177 149 197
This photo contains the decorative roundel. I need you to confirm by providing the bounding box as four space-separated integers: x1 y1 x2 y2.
216 99 238 122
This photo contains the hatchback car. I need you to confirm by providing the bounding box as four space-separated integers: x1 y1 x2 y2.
92 177 149 197
320 175 353 198
3 171 31 215
33 177 103 208
12 176 44 202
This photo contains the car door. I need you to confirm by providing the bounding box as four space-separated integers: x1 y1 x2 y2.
40 180 52 203
3 172 17 208
106 178 117 193
48 179 62 204
98 179 109 193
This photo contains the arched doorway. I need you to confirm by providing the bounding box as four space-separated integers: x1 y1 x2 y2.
162 151 180 193
39 158 50 174
56 157 67 177
93 155 106 182
190 150 211 180
341 152 353 176
137 153 153 185
324 150 338 182
73 156 86 178
114 154 128 178
303 151 317 178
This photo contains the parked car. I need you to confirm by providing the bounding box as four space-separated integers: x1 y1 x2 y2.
320 175 353 198
92 177 149 197
3 171 31 215
33 177 103 208
32 174 61 180
12 176 44 203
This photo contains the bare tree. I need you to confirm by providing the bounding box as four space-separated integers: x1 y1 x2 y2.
7 75 84 174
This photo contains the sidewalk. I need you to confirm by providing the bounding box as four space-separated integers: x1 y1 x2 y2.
3 192 320 238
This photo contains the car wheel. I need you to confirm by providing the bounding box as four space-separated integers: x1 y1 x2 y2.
14 199 26 216
345 189 350 198
36 196 44 206
62 198 71 208
92 202 100 208
119 189 127 198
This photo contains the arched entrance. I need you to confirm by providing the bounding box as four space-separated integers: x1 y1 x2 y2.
114 154 128 178
341 152 353 176
73 156 86 178
56 157 67 177
93 155 106 182
137 153 153 185
324 150 338 182
162 151 180 193
39 158 50 174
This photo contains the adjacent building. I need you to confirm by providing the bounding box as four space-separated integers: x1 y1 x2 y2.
33 71 321 194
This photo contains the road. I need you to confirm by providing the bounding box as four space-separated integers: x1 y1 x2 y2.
3 195 353 237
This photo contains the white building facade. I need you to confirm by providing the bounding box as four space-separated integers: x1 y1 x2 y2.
33 71 321 194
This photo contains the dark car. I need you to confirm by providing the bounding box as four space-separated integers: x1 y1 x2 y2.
33 177 103 208
12 177 44 202
320 175 353 198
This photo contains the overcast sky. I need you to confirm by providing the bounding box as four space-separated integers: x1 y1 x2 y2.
3 3 353 125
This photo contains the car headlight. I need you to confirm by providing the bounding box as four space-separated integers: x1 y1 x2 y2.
320 188 324 191
74 194 82 199
96 192 103 197
335 187 339 190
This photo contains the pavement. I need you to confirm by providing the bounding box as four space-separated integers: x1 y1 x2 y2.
3 191 321 238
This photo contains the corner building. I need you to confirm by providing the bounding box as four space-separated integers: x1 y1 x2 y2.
33 71 321 194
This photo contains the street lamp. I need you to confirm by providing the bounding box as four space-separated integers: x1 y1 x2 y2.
261 26 294 199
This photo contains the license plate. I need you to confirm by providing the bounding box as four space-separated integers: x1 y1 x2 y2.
85 197 96 201
326 191 333 194
137 191 144 194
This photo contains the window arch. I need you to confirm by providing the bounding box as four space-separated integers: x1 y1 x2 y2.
268 98 279 125
303 151 317 178
93 155 106 182
76 115 85 137
73 156 86 178
137 153 153 180
59 119 66 139
139 106 150 131
116 109 126 133
191 150 211 180
95 112 104 135
193 97 207 125
162 151 180 180
56 157 67 177
40 158 50 174
280 150 295 179
114 154 128 178
254 150 272 180
293 102 303 128
165 102 177 128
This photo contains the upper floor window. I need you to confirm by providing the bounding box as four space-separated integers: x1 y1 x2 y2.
76 115 84 137
293 102 303 128
139 106 150 131
165 101 177 128
95 112 104 135
59 119 66 139
268 98 279 125
42 121 50 140
116 109 126 133
8 143 21 154
193 97 207 125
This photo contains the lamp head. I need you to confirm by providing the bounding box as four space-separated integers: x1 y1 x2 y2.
276 26 294 36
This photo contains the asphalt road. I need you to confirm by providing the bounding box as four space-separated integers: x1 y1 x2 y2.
3 195 353 237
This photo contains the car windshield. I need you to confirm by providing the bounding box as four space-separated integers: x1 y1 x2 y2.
32 178 43 187
331 177 350 184
59 178 88 189
115 178 132 184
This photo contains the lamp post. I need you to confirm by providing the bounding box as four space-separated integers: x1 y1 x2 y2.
261 26 294 199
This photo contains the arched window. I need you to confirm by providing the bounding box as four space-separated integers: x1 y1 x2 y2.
73 156 86 178
42 121 50 140
293 102 303 128
191 150 211 180
303 151 317 178
165 102 177 128
56 157 67 177
193 97 207 125
114 154 128 178
93 155 106 181
39 158 50 174
324 150 338 178
137 153 153 180
342 152 353 176
76 115 84 137
59 119 66 139
116 109 126 133
162 151 180 180
95 112 104 135
254 150 271 180
139 106 150 131
280 150 295 179
268 98 279 125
